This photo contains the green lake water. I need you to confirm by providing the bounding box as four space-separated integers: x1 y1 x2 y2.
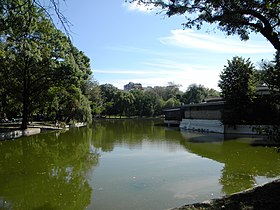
0 119 280 210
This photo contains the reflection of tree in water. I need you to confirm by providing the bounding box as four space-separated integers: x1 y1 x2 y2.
91 119 168 152
220 168 256 194
91 121 280 196
179 132 280 195
0 128 99 210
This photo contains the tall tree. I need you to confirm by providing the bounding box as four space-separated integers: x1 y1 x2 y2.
181 84 219 104
218 56 257 124
153 82 181 101
0 2 91 128
144 88 163 116
260 52 280 93
164 97 181 108
130 89 147 117
85 79 104 117
0 0 70 34
129 0 280 51
107 90 136 118
99 84 119 117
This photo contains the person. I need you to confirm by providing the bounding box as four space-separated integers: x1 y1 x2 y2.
55 120 60 128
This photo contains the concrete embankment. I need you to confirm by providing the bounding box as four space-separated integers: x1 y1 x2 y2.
0 128 41 140
0 122 87 141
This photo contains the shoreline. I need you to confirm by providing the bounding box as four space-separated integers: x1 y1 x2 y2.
0 122 87 141
0 127 41 140
172 179 280 210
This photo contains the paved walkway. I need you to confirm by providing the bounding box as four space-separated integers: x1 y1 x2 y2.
0 128 41 140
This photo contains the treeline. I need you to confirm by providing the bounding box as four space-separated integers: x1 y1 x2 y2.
1 1 278 132
0 1 219 128
88 82 220 118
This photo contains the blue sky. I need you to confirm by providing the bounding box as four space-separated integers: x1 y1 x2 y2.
60 0 275 91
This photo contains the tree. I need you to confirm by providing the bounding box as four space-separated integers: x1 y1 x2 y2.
164 97 181 108
129 0 280 51
46 86 92 123
181 84 220 104
100 84 119 117
260 52 280 93
130 89 146 117
108 89 137 118
218 56 257 124
256 52 280 141
152 82 182 101
0 2 91 128
144 88 163 116
85 79 104 117
0 0 70 34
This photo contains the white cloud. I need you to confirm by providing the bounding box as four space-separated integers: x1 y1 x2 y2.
160 29 275 54
93 59 220 91
94 69 152 75
125 68 220 91
96 29 274 91
123 1 155 13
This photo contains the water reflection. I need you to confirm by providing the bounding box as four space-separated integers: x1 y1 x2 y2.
0 129 99 210
92 119 280 195
0 119 279 210
91 119 182 152
180 131 280 194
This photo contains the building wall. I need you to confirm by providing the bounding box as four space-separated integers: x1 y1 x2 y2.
164 110 182 121
184 110 222 120
180 119 261 134
180 119 224 133
183 103 224 120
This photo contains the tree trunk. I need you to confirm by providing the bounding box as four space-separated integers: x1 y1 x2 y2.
21 98 29 130
21 68 30 130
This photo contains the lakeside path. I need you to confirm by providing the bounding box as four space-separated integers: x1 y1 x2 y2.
173 179 280 210
0 127 41 140
0 123 63 140
0 122 87 140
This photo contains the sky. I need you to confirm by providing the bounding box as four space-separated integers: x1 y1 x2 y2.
58 0 275 91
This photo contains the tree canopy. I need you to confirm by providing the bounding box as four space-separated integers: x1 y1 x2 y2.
0 0 92 128
218 56 257 123
129 0 280 51
0 0 70 34
260 51 280 93
219 56 256 101
181 84 220 104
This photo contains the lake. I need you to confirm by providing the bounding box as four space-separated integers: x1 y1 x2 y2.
0 119 279 210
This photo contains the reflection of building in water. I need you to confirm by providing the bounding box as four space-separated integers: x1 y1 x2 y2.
178 130 280 195
124 82 143 91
